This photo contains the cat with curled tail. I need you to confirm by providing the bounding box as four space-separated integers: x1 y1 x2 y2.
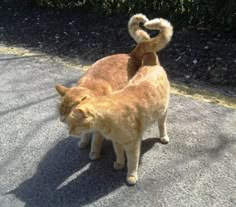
67 18 173 185
56 14 173 161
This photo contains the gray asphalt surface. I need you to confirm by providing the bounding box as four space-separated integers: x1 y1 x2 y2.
0 52 236 207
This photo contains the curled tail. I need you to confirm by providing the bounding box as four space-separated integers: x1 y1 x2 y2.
128 13 150 43
130 17 173 59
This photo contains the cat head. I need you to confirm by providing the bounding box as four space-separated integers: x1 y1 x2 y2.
67 106 95 137
55 84 90 122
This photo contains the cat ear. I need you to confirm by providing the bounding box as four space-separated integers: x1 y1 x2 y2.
55 84 69 96
72 108 87 120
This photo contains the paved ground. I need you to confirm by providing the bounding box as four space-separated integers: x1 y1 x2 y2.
0 50 236 207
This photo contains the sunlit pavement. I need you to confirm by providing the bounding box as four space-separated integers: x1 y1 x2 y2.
0 50 235 207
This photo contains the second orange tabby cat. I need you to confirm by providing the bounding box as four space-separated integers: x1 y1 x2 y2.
67 17 173 185
67 50 171 185
56 14 173 160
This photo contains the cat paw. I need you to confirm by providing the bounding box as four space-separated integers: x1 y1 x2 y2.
113 161 125 170
126 175 138 185
89 152 100 160
78 141 89 149
160 136 169 144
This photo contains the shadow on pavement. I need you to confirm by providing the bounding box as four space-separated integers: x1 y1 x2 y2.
7 137 160 206
0 94 57 117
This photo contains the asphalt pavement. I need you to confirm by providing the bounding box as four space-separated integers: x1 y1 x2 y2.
0 50 236 207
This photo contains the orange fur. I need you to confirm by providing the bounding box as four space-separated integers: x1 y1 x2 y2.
130 18 173 59
55 15 173 160
128 13 150 43
67 53 170 185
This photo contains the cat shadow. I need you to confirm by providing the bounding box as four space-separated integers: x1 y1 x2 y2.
7 136 160 207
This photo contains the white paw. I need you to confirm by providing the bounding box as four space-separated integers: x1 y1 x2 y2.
126 175 138 185
89 152 100 160
160 135 169 144
113 161 125 170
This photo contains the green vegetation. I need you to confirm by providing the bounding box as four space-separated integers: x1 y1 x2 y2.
34 0 236 30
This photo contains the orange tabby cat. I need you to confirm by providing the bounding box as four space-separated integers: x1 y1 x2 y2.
67 46 171 185
56 15 173 160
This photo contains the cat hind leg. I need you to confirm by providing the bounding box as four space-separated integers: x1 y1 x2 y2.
158 111 169 144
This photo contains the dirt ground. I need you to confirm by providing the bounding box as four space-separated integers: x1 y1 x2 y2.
0 2 235 95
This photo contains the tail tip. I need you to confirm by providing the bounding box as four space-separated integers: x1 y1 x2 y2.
128 13 149 27
144 18 172 29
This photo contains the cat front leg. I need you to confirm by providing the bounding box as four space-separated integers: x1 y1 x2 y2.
78 133 90 149
113 141 125 170
158 111 169 144
124 139 141 185
89 131 104 160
